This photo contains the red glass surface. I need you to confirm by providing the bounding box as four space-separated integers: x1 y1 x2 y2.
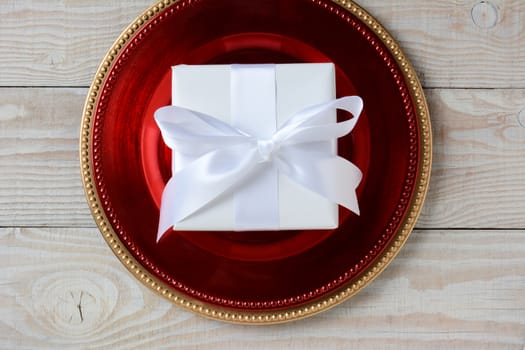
92 0 419 311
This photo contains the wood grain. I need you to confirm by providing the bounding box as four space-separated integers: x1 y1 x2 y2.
0 227 523 350
1 88 524 228
419 89 525 228
360 0 525 89
1 1 524 347
0 88 89 226
0 1 149 87
0 0 524 88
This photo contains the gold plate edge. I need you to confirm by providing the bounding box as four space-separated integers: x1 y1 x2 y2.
79 0 433 324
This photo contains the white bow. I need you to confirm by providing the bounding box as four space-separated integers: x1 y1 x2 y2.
155 95 363 241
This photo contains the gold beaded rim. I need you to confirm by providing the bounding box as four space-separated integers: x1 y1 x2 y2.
80 0 431 324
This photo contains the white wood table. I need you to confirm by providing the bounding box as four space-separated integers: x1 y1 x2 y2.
1 1 524 349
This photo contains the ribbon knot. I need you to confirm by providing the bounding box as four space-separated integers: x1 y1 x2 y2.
257 138 277 162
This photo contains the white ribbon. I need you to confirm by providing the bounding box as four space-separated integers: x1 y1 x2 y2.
230 65 280 230
155 94 363 241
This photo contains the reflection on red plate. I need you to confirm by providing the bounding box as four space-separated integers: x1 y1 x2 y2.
84 0 430 319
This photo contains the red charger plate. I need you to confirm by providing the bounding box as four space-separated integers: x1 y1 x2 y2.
80 0 431 323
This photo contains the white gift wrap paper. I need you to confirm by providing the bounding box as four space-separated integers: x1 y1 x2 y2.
155 63 363 237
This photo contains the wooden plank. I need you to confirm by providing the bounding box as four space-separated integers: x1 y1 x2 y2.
0 0 149 87
1 88 524 228
0 88 89 226
0 0 524 88
0 227 523 349
360 0 525 89
418 88 525 228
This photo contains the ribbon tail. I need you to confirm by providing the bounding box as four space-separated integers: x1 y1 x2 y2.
277 148 362 216
157 144 260 242
157 176 179 241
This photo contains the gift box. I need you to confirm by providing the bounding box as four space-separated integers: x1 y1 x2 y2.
155 63 362 239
